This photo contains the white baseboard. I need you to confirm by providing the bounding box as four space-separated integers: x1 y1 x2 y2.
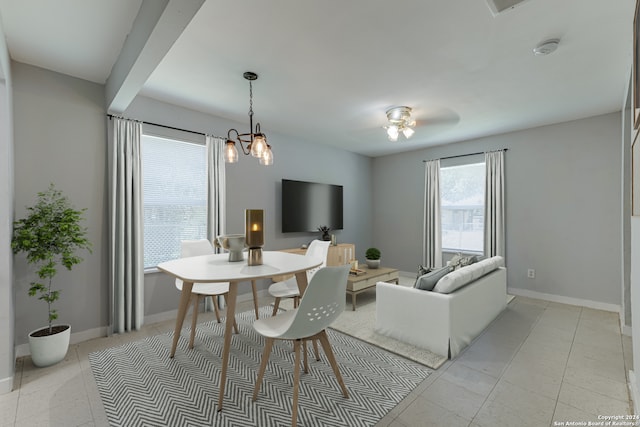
70 326 108 345
629 370 639 415
507 287 622 313
620 311 633 337
0 375 13 394
14 343 28 359
15 289 272 359
15 325 108 358
144 309 179 325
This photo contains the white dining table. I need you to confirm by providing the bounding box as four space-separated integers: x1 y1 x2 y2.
157 250 322 410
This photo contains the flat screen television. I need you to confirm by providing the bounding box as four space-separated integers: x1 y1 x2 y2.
281 179 343 233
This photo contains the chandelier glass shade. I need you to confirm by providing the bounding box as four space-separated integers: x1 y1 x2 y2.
224 72 273 165
384 106 416 141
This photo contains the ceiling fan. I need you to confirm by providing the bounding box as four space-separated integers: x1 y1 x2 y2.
383 106 416 141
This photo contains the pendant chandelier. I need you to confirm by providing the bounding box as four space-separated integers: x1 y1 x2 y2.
224 71 273 165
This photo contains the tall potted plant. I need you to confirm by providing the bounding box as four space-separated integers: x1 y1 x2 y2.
11 184 91 367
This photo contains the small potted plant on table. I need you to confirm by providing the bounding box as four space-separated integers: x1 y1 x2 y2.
318 226 332 241
365 247 381 269
12 184 92 367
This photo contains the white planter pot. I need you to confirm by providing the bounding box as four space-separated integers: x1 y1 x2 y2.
366 259 380 269
28 324 71 367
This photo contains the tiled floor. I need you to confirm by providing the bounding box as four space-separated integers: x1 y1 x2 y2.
379 291 633 427
0 279 633 427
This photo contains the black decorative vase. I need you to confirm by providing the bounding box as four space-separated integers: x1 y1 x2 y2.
321 231 331 241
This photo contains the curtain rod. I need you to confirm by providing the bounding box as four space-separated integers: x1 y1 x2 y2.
422 148 508 163
107 114 226 140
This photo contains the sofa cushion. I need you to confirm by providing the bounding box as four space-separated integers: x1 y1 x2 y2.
432 256 504 294
414 266 453 291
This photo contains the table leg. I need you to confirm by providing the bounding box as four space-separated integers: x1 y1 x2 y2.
352 292 357 311
251 280 259 319
217 280 238 411
294 271 309 296
170 281 193 358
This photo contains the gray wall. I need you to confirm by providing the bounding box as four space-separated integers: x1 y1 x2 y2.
373 112 622 306
9 60 623 350
622 72 632 330
0 12 14 393
125 96 373 314
12 62 109 346
10 65 373 345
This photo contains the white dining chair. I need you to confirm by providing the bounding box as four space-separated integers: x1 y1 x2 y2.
252 264 351 427
268 239 330 315
175 239 251 348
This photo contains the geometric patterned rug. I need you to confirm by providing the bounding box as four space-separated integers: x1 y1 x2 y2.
89 306 432 427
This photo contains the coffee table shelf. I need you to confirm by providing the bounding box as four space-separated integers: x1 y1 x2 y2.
346 265 399 311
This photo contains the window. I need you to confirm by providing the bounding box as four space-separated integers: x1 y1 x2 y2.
440 162 485 253
142 134 207 269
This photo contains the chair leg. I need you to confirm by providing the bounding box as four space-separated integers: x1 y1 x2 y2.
317 330 349 398
272 297 281 316
302 340 309 374
292 340 302 427
212 295 221 323
251 280 259 319
312 339 321 361
233 318 239 335
221 294 239 334
253 337 274 401
293 296 300 309
189 295 200 349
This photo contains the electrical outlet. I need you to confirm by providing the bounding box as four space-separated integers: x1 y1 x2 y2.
527 269 535 279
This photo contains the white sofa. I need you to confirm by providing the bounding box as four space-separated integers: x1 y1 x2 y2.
375 257 507 359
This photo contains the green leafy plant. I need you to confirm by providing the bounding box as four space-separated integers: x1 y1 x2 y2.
365 247 381 260
11 184 92 334
318 226 331 241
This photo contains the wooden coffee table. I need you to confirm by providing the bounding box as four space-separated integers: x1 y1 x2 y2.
346 265 399 311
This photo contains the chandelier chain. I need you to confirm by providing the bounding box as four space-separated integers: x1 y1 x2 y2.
248 80 254 118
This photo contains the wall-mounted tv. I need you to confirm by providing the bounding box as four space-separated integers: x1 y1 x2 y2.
281 179 343 233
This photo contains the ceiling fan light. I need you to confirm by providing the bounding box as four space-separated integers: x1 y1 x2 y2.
384 106 415 142
387 125 399 140
402 127 415 138
224 140 239 163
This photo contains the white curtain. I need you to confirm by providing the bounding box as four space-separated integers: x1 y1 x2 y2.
423 160 442 269
108 117 144 334
206 135 226 242
484 150 505 258
205 135 226 310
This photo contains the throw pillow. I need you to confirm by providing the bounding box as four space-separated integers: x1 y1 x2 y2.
448 253 463 270
414 266 452 291
460 255 479 267
416 264 431 278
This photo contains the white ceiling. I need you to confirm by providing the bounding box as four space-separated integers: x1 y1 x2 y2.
0 0 635 157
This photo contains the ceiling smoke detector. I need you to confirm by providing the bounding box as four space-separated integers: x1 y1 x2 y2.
533 39 560 56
